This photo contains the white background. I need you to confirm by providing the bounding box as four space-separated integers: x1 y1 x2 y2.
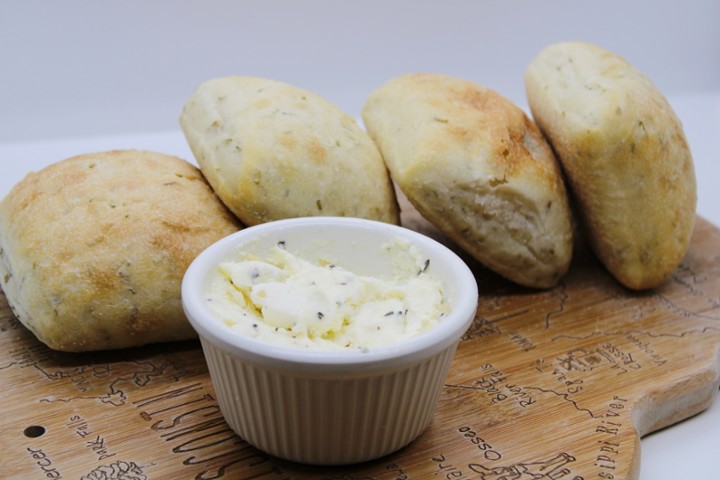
1 1 719 478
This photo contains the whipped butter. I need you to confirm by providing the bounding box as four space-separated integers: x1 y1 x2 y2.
205 239 449 350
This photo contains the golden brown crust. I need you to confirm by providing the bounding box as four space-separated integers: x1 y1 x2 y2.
525 42 697 290
0 150 242 351
179 76 400 226
363 73 574 288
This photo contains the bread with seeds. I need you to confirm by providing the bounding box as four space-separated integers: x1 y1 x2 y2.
363 73 573 288
0 150 241 351
525 42 696 290
180 76 399 226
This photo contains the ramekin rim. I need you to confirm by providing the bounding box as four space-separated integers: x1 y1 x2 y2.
181 216 478 371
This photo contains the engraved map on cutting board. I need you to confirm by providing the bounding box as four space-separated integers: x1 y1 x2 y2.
2 210 720 480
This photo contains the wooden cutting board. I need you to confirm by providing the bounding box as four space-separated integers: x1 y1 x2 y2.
2 202 719 480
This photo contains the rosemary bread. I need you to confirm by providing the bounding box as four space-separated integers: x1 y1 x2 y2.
362 73 574 289
525 42 696 290
0 150 241 351
180 76 400 226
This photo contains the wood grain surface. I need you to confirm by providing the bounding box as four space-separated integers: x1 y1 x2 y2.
2 201 719 480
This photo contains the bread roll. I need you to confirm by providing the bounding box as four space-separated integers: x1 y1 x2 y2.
363 73 573 288
0 150 241 351
525 42 697 290
180 76 399 226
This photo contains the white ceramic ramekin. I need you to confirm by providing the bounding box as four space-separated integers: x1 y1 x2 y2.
181 217 478 465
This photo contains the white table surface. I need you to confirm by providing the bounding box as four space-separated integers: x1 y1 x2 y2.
1 1 718 477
